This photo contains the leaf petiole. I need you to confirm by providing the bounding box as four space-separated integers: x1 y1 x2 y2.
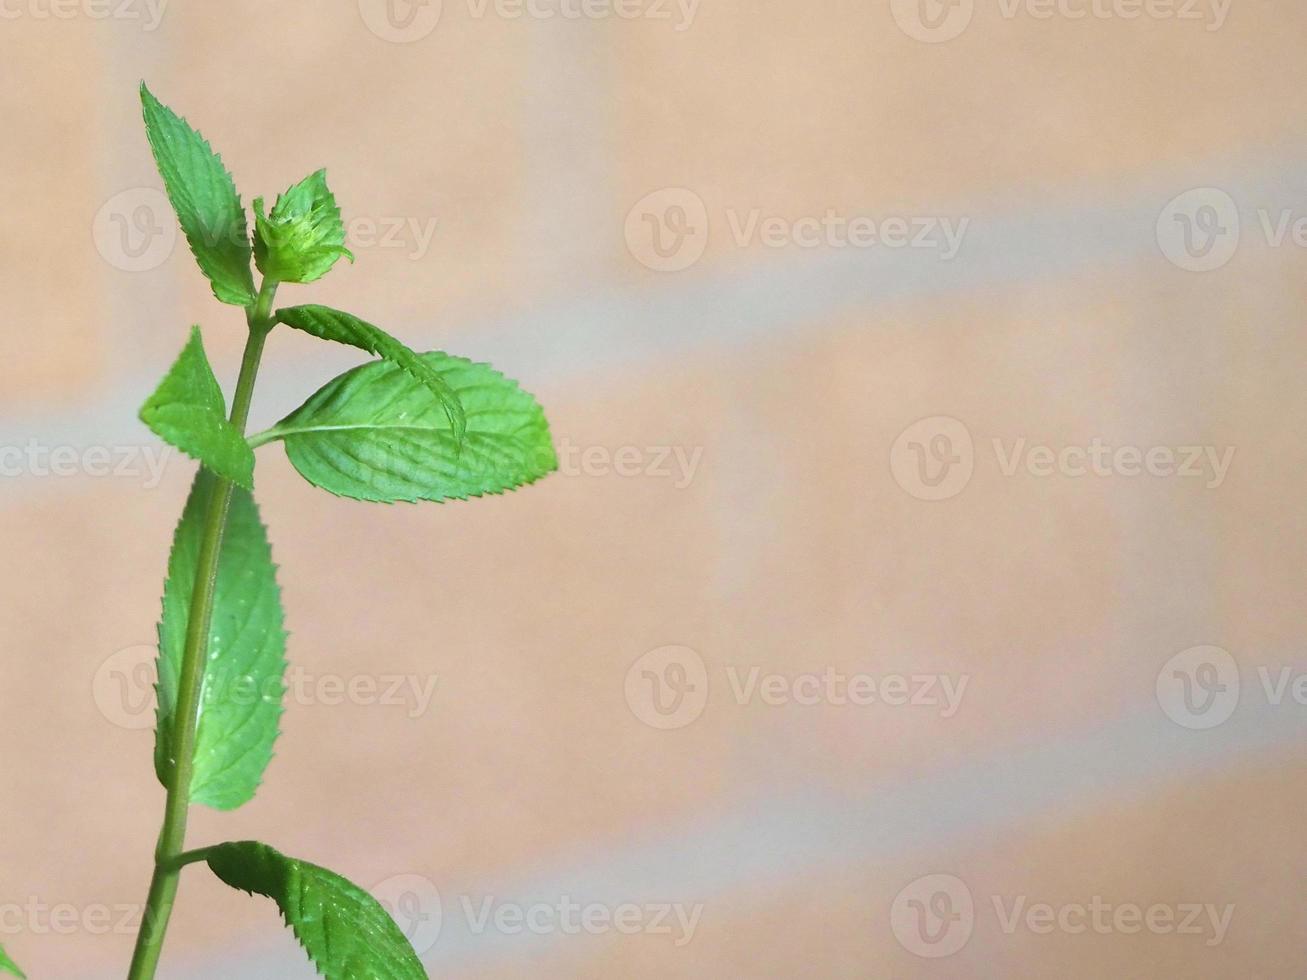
163 846 221 873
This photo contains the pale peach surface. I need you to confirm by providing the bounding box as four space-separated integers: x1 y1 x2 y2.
1 2 1306 977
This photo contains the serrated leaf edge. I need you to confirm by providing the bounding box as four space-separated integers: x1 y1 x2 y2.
139 82 256 307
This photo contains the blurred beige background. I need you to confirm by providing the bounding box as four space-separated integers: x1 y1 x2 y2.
3 0 1307 976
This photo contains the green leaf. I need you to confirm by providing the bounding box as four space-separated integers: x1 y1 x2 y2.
254 169 354 284
139 82 256 306
273 305 467 442
206 841 428 980
255 352 557 503
0 945 24 979
155 470 286 810
139 326 255 490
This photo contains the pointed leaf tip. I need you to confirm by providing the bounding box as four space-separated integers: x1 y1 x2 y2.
0 944 24 979
206 841 429 980
265 351 556 504
139 327 255 489
253 169 352 284
139 85 256 306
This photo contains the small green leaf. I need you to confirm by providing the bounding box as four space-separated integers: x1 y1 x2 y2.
139 327 254 490
139 82 256 306
155 470 286 810
254 169 354 284
206 841 428 980
0 944 24 979
273 305 467 442
256 352 557 503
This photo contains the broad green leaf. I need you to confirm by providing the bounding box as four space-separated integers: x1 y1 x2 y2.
254 169 354 284
206 841 428 980
0 945 24 979
139 326 254 490
274 305 467 442
140 83 256 306
255 352 557 503
155 471 286 810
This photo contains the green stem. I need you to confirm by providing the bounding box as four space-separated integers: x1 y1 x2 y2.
126 279 279 980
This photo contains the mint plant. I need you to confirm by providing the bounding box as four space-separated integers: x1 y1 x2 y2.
98 84 558 980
